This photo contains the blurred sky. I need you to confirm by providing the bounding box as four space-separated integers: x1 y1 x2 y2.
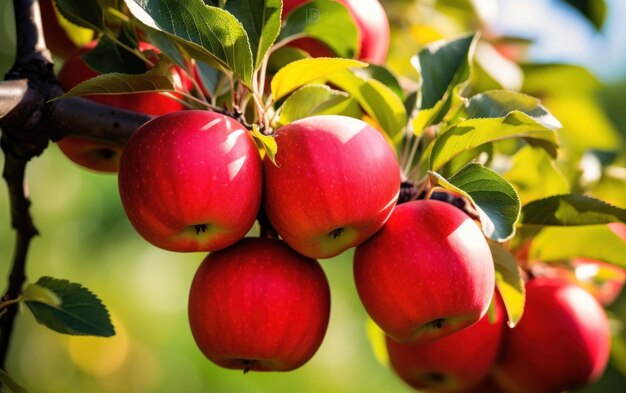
488 0 626 81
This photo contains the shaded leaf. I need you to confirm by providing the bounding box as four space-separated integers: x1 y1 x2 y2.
81 34 146 74
562 0 607 30
465 90 561 129
58 61 176 98
521 194 626 226
353 65 404 100
328 69 407 142
278 0 358 59
24 277 115 336
490 244 525 328
124 0 254 85
429 163 521 241
413 33 477 109
0 369 27 393
279 84 360 125
225 0 282 68
270 57 366 100
429 111 559 171
57 0 104 30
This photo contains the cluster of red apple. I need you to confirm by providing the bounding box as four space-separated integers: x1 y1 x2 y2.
47 0 617 391
385 276 611 393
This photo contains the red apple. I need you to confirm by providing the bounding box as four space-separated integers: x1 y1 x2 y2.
188 237 331 372
494 277 611 393
56 137 121 173
354 199 495 343
460 378 507 393
57 40 188 172
263 115 400 259
386 292 505 392
282 0 390 64
118 110 262 252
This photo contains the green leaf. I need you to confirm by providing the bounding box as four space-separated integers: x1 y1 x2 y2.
143 28 188 70
24 277 115 336
267 46 309 74
57 0 105 30
353 65 404 100
0 369 27 393
429 111 559 171
490 244 525 328
58 60 176 98
278 0 359 59
124 0 254 85
562 0 607 30
428 163 521 242
465 90 561 129
195 61 221 97
81 35 146 75
413 33 477 110
251 125 277 165
503 146 570 205
270 57 366 101
522 64 600 96
328 69 407 142
520 194 626 226
278 84 360 125
365 318 389 366
22 283 61 307
529 225 626 268
225 0 282 69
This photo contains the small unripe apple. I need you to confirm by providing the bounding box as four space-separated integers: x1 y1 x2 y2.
188 237 331 372
263 115 400 259
494 277 611 393
386 292 505 392
56 41 188 172
354 199 495 343
282 0 390 64
118 110 262 252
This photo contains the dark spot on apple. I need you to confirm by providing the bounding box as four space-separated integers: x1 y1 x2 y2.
195 224 208 235
240 359 254 374
329 227 344 239
424 372 447 384
432 318 444 329
95 148 116 160
113 121 120 129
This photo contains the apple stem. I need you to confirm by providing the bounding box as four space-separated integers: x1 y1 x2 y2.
432 318 444 329
329 228 344 239
241 359 254 374
194 224 208 235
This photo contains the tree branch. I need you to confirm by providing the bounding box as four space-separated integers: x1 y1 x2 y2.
49 97 151 145
0 152 36 371
0 0 48 375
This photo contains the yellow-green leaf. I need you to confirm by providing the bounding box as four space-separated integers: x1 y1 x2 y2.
271 58 366 101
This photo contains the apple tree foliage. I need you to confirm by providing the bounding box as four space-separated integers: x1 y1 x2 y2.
1 0 626 391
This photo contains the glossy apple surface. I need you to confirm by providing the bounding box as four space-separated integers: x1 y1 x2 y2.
263 115 400 259
57 41 187 172
494 277 611 393
354 199 495 343
118 110 262 252
282 0 390 64
386 293 505 392
188 237 331 372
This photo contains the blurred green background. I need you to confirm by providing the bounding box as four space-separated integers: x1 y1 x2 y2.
1 0 626 392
